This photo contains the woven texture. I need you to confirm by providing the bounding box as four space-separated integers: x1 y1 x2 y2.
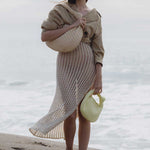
46 25 83 52
29 42 96 139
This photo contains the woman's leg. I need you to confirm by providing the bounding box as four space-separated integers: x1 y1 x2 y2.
64 109 77 150
78 101 91 150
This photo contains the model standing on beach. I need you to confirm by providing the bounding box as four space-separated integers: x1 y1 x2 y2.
29 0 105 150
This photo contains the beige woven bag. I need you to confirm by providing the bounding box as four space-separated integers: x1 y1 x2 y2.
46 24 83 53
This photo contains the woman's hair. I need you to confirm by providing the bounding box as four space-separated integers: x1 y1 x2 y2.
68 0 88 4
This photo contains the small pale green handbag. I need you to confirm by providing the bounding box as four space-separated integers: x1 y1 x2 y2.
80 89 106 122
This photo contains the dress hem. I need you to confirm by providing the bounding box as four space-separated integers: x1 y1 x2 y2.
28 85 92 139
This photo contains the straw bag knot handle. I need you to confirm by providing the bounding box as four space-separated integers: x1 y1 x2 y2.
89 89 106 106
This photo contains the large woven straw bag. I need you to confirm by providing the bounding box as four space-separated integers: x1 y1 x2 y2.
46 25 83 53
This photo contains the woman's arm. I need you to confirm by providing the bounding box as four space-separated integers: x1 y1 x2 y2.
96 63 102 75
90 63 102 95
41 17 86 42
90 12 104 94
41 24 74 42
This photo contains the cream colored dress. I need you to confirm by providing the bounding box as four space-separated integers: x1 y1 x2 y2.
29 1 105 139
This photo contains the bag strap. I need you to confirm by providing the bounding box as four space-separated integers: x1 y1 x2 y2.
97 93 105 106
89 89 105 106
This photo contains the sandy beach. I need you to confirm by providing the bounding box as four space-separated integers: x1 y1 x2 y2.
0 132 98 150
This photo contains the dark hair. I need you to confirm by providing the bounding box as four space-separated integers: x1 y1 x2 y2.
68 0 88 4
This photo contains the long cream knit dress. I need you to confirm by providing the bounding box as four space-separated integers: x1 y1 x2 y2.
29 1 105 139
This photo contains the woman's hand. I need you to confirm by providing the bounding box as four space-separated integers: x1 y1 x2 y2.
90 63 103 95
71 17 86 29
91 74 102 95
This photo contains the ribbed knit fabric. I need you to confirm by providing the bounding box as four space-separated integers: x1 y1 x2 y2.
46 25 83 52
29 42 96 139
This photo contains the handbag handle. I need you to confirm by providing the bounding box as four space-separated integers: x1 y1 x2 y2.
97 93 105 106
89 89 105 106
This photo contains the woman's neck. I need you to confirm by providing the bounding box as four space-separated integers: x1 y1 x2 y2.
75 0 87 10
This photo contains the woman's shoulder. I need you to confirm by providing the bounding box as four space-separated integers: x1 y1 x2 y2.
94 9 102 17
48 2 69 18
52 2 66 11
96 11 102 17
86 4 102 17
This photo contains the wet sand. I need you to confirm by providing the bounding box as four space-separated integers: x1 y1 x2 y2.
0 132 99 150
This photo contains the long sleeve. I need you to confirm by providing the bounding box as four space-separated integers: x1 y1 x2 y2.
41 5 65 32
91 13 105 67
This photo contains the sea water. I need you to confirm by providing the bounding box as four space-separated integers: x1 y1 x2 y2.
0 0 150 149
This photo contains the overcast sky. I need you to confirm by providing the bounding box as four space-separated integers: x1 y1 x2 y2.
0 0 149 20
0 0 149 80
0 0 149 37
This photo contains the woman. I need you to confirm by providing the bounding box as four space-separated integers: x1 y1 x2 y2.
29 0 105 150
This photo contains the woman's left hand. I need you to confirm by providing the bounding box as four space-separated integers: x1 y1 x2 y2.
90 73 102 95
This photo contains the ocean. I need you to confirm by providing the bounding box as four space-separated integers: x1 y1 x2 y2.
0 0 150 149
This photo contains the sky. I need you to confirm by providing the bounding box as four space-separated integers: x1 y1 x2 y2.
0 0 149 81
0 0 149 40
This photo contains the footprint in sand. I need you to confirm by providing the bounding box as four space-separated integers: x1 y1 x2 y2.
11 147 25 150
34 141 51 147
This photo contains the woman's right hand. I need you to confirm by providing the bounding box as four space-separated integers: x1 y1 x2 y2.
71 17 86 29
